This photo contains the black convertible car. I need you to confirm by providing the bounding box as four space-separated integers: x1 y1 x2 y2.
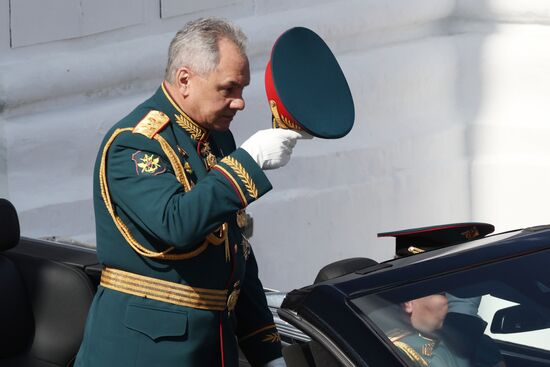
1 198 549 367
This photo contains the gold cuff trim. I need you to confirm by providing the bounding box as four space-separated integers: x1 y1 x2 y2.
213 165 248 206
101 267 230 311
239 323 278 343
219 156 259 200
262 332 282 343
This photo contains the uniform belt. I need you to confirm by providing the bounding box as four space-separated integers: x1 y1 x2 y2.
100 267 239 312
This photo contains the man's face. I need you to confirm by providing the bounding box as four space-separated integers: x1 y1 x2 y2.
184 38 250 131
404 294 448 334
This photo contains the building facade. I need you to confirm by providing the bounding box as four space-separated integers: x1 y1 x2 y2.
1 0 550 289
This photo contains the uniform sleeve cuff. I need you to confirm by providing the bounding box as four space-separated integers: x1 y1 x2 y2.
239 324 283 367
212 148 272 207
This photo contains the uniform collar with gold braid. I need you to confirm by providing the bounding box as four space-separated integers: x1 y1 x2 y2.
161 82 218 169
161 82 209 142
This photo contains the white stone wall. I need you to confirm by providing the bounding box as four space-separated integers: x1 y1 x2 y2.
1 0 550 289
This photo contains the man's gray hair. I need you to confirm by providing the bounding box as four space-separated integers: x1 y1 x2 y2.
165 17 248 82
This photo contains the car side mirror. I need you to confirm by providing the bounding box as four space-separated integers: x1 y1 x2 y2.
490 304 550 334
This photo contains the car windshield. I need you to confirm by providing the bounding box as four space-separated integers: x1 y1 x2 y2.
350 249 550 367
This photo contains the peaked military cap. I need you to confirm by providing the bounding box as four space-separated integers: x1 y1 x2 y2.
265 27 355 139
378 222 495 257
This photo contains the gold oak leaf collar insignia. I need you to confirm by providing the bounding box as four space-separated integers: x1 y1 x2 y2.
175 113 208 142
174 113 218 170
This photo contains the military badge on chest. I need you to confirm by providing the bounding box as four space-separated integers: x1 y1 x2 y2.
236 209 248 228
236 209 252 261
199 141 218 170
240 234 251 261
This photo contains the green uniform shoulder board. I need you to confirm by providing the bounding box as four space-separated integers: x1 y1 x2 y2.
387 329 429 367
133 110 170 139
393 340 429 367
387 328 412 342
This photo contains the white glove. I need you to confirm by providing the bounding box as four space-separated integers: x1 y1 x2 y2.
262 357 287 367
241 129 312 170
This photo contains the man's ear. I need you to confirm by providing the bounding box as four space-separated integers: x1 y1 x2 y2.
403 301 414 314
175 67 191 97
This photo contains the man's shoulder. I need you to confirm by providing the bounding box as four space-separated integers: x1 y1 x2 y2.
132 110 170 139
112 104 167 129
392 330 429 351
103 107 171 146
390 330 445 367
387 328 414 342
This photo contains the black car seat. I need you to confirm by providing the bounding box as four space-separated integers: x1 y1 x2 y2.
283 257 380 367
0 199 95 367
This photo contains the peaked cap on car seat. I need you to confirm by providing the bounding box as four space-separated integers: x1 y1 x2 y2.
265 27 355 139
378 222 495 257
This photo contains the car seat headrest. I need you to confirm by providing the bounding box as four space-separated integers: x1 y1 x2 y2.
0 199 20 251
314 257 378 284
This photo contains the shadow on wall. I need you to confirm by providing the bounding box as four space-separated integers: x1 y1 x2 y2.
451 1 550 230
449 0 494 220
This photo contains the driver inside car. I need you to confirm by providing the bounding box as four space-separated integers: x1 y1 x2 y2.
378 224 506 367
387 293 506 367
388 293 459 367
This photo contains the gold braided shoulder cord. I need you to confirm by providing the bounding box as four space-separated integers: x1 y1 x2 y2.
153 134 192 192
99 128 222 260
221 156 259 199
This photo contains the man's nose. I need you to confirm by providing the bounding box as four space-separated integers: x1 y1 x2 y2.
230 97 245 110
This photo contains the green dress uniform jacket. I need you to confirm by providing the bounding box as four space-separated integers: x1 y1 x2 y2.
390 330 465 367
75 83 283 367
392 329 504 367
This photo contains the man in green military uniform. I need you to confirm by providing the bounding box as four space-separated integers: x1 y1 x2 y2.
389 294 462 367
378 224 506 367
75 17 309 367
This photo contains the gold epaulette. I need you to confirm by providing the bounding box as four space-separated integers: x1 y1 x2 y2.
387 328 412 342
133 110 170 139
393 340 429 367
